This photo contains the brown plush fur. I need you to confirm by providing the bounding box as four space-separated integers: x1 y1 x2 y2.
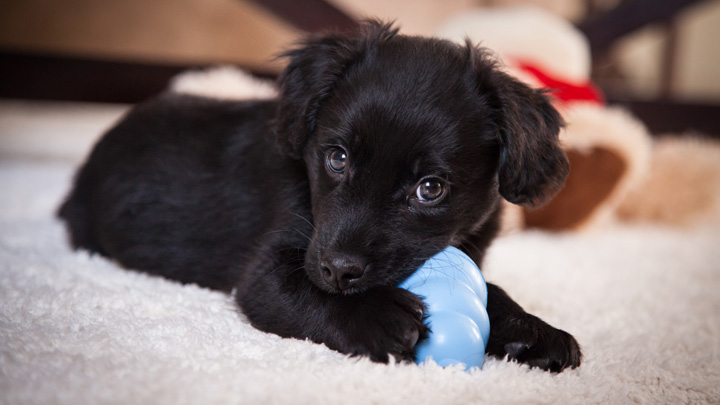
618 136 720 226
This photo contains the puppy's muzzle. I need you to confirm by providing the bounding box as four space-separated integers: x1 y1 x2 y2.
320 251 368 291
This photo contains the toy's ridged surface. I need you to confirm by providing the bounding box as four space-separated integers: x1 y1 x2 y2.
399 246 490 370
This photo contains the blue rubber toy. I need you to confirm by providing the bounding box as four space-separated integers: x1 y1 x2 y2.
398 246 490 370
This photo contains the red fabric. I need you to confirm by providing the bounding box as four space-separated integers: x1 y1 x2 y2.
514 61 604 106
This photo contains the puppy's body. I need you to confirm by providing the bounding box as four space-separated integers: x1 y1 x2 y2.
59 96 298 290
59 22 581 371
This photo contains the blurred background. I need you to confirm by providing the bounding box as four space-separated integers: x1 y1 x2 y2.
1 0 719 136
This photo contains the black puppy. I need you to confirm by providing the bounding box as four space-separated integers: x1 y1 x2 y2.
59 21 581 372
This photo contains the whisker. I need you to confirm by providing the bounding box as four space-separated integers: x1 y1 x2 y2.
289 212 316 231
291 227 312 243
263 228 312 243
261 250 306 281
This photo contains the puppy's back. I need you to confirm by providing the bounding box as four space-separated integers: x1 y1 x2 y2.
58 94 280 289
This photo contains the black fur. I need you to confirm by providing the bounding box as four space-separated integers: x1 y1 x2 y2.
59 21 580 371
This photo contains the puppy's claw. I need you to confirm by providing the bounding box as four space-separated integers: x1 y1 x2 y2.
526 357 553 371
504 342 530 358
405 329 420 348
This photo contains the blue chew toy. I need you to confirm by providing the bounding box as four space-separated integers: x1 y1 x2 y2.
398 246 490 370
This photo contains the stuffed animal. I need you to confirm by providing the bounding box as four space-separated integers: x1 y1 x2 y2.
437 6 720 230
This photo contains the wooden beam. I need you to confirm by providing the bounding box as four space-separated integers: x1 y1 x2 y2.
578 0 708 53
0 50 277 104
608 97 720 137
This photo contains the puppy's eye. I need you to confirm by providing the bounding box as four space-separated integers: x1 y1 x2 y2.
416 178 446 203
326 148 347 174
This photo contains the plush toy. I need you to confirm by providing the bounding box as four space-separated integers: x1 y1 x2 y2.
437 6 720 230
399 246 489 370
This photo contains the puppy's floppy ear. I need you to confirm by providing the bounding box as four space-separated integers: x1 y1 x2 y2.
274 20 399 159
473 47 569 208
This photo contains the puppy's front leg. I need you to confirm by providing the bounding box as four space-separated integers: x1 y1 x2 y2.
236 244 428 362
485 283 582 372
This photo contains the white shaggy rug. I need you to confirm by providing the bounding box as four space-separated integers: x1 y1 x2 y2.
1 100 720 404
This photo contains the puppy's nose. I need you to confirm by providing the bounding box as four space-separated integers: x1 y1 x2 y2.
321 253 368 291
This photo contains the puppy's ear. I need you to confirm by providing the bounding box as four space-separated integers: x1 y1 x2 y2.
274 20 399 159
473 48 569 208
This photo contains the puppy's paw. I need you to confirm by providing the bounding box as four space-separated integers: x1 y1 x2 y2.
337 286 429 363
487 313 581 372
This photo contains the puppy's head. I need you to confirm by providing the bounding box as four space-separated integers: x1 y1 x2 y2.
274 21 568 294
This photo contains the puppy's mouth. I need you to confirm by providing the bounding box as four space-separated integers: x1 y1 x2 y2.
330 284 363 296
